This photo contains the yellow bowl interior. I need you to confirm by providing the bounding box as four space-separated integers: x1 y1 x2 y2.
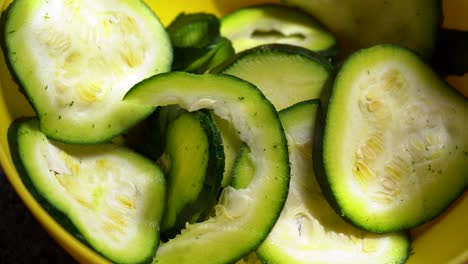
0 0 466 263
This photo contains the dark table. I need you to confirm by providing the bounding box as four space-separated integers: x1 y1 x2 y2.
0 168 76 263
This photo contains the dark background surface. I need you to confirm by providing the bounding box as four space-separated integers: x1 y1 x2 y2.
0 168 76 264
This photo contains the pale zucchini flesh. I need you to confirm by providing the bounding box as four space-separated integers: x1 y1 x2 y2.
159 110 224 238
3 0 172 143
124 72 289 264
8 118 166 264
318 45 468 232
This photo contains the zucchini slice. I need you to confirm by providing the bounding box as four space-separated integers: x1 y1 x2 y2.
282 0 441 58
213 43 333 186
176 37 235 73
220 4 336 55
2 0 172 143
167 12 220 49
316 45 468 233
233 100 410 264
8 118 166 264
160 110 224 238
124 72 289 264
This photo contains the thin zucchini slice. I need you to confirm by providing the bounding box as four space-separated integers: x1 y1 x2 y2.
2 0 172 143
233 100 410 264
316 45 468 233
283 0 441 58
213 43 332 186
124 72 289 264
220 4 336 55
8 118 166 264
159 110 224 238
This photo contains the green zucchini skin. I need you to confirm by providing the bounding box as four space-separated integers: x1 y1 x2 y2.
282 0 442 59
160 110 224 239
124 72 290 264
220 4 337 56
8 118 166 264
314 44 468 233
212 43 333 187
213 44 334 111
2 0 172 144
176 37 235 73
7 117 92 247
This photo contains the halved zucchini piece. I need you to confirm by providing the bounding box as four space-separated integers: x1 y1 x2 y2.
212 113 244 187
8 118 166 264
2 0 172 143
124 72 289 264
315 45 468 233
159 110 224 238
220 4 336 55
282 0 441 58
213 43 333 186
233 100 410 264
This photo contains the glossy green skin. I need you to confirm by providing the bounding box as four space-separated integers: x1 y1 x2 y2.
282 0 441 58
233 100 410 264
160 110 224 239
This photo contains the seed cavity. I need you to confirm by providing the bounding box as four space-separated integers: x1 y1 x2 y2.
355 67 444 204
34 3 147 109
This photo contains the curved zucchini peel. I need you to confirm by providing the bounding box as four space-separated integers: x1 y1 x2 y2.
124 72 290 264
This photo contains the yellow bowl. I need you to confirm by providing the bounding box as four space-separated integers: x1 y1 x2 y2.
0 0 467 263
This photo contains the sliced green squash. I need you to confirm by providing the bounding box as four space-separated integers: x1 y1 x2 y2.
2 0 172 143
282 0 441 58
8 118 166 264
315 45 468 233
232 100 410 264
220 4 336 55
159 110 224 238
124 72 289 264
167 12 220 49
